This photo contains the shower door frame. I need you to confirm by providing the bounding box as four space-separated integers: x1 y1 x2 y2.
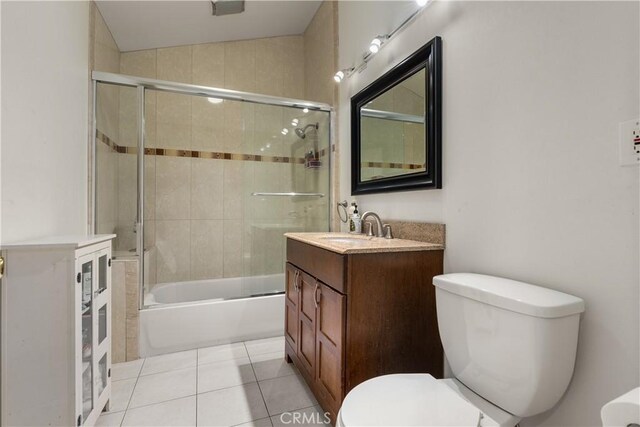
90 71 334 310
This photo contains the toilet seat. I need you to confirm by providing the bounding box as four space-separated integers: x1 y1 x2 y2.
337 374 520 427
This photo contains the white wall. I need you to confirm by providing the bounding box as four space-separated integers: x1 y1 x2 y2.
338 1 639 426
1 1 90 243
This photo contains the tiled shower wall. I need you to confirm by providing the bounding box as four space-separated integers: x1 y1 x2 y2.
94 2 337 287
114 37 330 286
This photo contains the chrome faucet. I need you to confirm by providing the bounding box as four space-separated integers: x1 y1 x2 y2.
361 211 393 239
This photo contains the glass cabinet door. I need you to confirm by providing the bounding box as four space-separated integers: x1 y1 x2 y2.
94 249 111 410
80 257 94 422
98 254 108 294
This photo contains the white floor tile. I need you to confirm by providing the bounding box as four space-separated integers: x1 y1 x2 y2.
112 359 144 381
249 351 297 381
141 350 197 376
270 406 329 427
129 367 196 409
197 383 269 427
198 357 256 393
198 342 249 365
235 417 273 427
108 378 137 413
95 410 125 427
122 396 196 426
244 337 285 358
259 374 318 416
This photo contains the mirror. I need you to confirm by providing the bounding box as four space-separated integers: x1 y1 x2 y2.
351 37 442 195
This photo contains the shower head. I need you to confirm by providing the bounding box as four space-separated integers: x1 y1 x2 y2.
294 123 318 139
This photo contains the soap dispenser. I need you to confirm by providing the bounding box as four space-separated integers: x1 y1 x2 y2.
350 203 362 234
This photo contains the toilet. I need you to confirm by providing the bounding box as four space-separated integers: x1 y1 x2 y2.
337 273 585 427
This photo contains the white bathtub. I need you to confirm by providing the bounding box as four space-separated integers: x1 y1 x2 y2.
139 274 285 357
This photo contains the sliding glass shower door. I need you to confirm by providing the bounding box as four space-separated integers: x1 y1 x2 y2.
93 74 331 308
144 92 330 302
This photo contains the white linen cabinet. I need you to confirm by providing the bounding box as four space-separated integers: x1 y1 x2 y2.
1 235 116 426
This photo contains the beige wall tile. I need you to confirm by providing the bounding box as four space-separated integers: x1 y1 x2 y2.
191 96 225 152
157 92 191 150
190 220 223 280
304 1 337 106
144 91 158 148
191 158 223 220
282 36 305 99
157 45 192 83
192 42 225 87
223 101 254 154
115 221 136 252
118 86 139 147
118 154 137 222
224 40 256 92
146 247 158 288
250 163 284 220
96 83 120 140
156 220 191 283
255 38 284 97
95 141 118 235
253 104 284 156
144 220 156 251
93 7 120 73
223 161 246 219
223 220 243 278
144 155 156 220
120 50 157 78
156 155 191 220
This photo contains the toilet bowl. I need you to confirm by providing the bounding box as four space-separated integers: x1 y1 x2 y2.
337 374 519 427
337 273 585 427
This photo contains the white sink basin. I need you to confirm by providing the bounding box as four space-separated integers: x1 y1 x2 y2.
320 236 370 244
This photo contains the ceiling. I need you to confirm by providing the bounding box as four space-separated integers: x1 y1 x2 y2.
96 1 322 52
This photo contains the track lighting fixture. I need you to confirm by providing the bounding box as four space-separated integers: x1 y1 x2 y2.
369 35 389 54
334 67 355 83
333 2 429 84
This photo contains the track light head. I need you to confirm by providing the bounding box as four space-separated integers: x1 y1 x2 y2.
333 67 355 84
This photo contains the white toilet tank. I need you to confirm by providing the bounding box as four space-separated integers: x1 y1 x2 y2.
433 273 585 418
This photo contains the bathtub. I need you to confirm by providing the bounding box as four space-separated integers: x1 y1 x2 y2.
139 274 285 357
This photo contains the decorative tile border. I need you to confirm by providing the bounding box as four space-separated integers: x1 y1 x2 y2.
96 130 327 164
361 161 425 170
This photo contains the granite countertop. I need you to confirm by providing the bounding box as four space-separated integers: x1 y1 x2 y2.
285 232 445 255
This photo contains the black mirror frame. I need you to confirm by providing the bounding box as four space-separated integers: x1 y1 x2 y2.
351 36 442 195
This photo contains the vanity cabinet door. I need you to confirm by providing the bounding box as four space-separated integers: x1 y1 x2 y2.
297 271 317 378
284 264 300 350
315 282 345 412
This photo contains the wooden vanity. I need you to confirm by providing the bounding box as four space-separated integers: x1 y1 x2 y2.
283 232 445 424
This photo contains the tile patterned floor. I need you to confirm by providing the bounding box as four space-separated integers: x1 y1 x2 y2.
96 336 329 427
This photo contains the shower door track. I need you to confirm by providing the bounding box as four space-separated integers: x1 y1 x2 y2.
92 71 332 111
90 71 334 310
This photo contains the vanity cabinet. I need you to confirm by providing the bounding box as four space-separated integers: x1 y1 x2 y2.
284 236 444 424
1 235 115 427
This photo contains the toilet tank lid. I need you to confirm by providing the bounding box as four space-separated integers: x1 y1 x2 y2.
433 273 585 318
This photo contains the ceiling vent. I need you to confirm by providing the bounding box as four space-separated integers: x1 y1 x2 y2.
211 0 245 16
